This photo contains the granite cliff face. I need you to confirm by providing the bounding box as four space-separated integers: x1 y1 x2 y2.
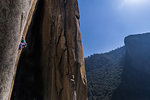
0 0 38 99
111 33 150 100
86 33 150 100
0 0 88 100
41 0 87 100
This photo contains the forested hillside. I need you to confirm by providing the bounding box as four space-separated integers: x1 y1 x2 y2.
85 47 126 100
86 33 150 100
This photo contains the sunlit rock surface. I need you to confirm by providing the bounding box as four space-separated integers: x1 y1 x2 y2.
0 0 88 100
0 0 37 99
41 0 87 100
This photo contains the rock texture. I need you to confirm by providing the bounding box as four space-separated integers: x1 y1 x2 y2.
0 0 88 100
11 0 44 99
0 0 37 100
41 0 87 100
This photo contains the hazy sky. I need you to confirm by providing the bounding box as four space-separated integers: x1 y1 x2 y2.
78 0 150 57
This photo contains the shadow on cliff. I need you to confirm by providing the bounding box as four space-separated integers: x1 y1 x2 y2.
111 33 150 100
11 0 44 99
86 33 150 100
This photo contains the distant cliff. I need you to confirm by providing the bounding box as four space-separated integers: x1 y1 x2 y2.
0 0 88 100
111 33 150 100
86 33 150 100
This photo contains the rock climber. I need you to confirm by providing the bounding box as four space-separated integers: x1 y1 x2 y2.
19 37 27 50
70 75 75 82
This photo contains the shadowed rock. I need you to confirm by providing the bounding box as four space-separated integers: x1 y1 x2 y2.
86 33 150 100
0 0 37 99
111 33 150 100
0 0 88 100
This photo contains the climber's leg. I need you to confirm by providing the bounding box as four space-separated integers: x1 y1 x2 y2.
19 44 23 50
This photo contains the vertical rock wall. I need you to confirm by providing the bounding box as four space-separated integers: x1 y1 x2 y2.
0 0 37 100
111 33 150 100
0 0 88 100
11 0 44 99
41 0 88 100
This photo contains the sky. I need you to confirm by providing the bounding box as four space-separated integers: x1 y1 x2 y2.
78 0 150 57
